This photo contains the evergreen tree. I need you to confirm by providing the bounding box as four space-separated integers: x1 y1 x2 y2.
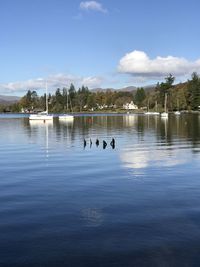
134 87 146 107
157 74 175 107
165 74 175 87
68 83 76 108
187 72 200 110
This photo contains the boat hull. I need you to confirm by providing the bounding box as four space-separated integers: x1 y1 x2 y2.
145 112 160 115
161 112 168 118
29 114 53 120
58 115 74 121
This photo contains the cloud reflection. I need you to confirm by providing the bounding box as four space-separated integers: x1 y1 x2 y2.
120 147 190 170
81 208 103 227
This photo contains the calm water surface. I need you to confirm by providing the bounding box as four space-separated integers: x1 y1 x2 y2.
1 114 200 267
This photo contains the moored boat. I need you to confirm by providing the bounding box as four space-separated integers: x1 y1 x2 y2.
58 114 74 121
29 82 53 121
161 93 168 118
58 89 74 121
29 111 53 120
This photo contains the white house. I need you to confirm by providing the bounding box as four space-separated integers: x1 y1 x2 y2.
123 101 138 110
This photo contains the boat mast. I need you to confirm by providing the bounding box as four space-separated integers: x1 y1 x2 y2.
67 89 68 112
46 81 48 114
164 93 167 113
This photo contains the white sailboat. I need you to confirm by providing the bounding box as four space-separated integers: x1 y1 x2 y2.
145 100 159 115
29 82 53 121
174 99 181 115
174 110 181 115
161 93 168 118
59 89 74 121
144 99 151 115
153 101 160 115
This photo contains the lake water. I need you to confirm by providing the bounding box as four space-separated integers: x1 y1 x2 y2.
1 114 200 267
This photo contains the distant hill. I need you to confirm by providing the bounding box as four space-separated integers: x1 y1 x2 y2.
0 84 157 104
91 87 116 93
91 86 137 93
91 85 155 93
0 95 20 104
119 86 137 92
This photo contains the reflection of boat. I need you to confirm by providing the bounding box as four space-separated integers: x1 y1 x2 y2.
59 117 74 126
29 119 53 126
29 119 53 161
29 83 53 121
161 93 168 118
59 89 74 121
145 111 160 115
59 114 74 121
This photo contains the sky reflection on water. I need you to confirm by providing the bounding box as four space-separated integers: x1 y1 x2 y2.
1 114 200 266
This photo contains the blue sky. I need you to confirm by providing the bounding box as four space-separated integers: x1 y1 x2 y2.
1 0 200 95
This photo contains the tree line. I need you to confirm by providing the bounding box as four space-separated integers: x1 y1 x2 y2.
1 72 200 113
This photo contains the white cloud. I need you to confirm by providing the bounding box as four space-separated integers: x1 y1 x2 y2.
80 1 107 13
82 76 103 87
118 50 200 79
0 74 104 94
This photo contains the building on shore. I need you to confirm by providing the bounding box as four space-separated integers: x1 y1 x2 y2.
123 101 138 110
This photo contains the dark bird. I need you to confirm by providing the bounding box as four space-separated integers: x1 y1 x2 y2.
90 138 92 148
110 138 115 149
84 139 86 148
96 139 99 147
103 140 107 149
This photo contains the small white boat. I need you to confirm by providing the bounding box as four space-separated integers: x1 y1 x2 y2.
174 99 181 115
58 89 74 121
58 114 74 121
29 83 53 122
29 82 53 121
29 111 53 121
161 93 168 118
145 111 160 115
161 112 168 118
145 100 159 115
